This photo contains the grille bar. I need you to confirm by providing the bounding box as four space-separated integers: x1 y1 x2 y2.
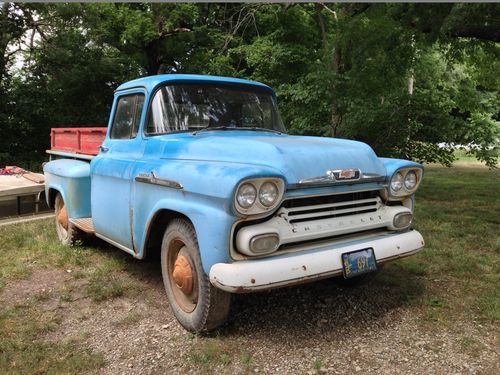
285 197 379 215
280 191 382 224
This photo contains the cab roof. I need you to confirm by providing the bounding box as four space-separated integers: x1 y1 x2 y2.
116 74 274 94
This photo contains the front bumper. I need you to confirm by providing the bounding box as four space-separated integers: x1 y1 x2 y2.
209 229 424 293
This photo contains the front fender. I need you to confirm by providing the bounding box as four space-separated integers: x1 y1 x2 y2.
43 159 91 218
379 157 424 179
137 198 236 273
132 160 286 271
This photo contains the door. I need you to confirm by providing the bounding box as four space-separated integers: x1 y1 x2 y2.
91 92 145 251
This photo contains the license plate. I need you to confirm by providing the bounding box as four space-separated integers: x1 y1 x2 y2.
341 248 377 279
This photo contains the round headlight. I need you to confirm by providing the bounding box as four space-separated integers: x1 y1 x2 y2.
236 183 257 209
390 172 404 192
404 171 417 190
259 182 279 207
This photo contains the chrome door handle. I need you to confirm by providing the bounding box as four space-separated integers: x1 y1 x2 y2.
99 145 109 153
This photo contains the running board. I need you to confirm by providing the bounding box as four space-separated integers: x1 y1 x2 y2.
70 217 95 234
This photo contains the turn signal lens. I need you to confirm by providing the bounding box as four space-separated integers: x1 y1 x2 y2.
393 212 413 229
249 234 280 254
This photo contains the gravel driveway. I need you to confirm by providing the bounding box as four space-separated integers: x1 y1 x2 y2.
2 262 497 375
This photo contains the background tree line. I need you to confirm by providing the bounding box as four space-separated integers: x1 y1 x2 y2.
0 2 498 168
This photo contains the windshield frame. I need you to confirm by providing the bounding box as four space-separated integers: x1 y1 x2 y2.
143 81 286 137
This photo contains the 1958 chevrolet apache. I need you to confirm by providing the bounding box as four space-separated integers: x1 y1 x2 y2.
44 74 425 332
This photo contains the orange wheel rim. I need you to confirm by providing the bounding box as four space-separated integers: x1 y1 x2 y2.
168 243 198 313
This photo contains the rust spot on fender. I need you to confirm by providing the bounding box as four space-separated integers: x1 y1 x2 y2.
129 207 136 253
250 278 256 284
302 265 307 271
235 286 249 293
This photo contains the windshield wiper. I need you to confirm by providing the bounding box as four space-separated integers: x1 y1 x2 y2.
193 126 283 135
192 126 231 135
237 127 283 134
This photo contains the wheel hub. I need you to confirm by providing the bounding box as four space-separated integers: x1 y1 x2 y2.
57 206 68 229
172 255 193 295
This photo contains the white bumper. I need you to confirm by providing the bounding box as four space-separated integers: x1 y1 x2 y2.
210 230 424 293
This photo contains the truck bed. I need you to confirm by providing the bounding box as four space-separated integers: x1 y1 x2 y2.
49 127 107 158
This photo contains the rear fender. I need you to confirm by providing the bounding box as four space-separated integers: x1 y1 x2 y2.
43 159 92 218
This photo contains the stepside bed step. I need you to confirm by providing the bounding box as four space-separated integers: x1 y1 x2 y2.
70 217 95 233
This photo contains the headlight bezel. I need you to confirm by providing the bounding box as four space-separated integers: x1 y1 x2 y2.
234 177 285 215
389 168 423 197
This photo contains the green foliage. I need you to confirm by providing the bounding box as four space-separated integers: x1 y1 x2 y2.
0 3 498 167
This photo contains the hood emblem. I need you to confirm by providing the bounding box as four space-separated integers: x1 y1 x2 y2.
328 169 360 180
298 168 362 186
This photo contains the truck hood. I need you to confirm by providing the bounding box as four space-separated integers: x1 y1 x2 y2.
149 131 387 184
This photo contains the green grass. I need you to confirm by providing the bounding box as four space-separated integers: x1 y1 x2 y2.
188 340 234 368
0 299 105 374
0 220 135 373
186 337 256 372
452 149 499 166
0 219 93 291
377 165 500 323
313 358 323 370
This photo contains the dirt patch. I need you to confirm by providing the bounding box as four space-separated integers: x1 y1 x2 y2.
14 266 498 375
0 268 69 306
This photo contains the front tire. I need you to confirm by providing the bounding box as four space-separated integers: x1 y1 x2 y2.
161 218 231 332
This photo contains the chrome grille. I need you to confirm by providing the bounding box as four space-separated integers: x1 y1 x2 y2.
280 191 380 224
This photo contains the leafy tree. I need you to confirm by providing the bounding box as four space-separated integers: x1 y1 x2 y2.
0 3 498 167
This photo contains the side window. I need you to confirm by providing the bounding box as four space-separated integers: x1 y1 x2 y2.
110 94 144 139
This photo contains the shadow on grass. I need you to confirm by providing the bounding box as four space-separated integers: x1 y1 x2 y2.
85 237 424 338
223 268 424 339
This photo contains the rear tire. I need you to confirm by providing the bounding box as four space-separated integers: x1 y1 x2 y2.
161 218 231 333
54 193 82 246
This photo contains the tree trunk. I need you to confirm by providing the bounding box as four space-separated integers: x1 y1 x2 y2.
316 4 328 52
0 3 11 84
330 37 343 137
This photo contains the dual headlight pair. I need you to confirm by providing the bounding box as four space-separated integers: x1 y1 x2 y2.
235 178 285 215
389 168 423 197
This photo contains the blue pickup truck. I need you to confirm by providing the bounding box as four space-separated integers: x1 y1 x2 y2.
44 74 425 332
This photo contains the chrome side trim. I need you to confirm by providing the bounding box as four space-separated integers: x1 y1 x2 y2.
95 233 137 257
293 172 385 189
135 171 183 189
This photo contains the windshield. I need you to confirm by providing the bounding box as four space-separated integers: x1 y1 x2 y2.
146 83 285 135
